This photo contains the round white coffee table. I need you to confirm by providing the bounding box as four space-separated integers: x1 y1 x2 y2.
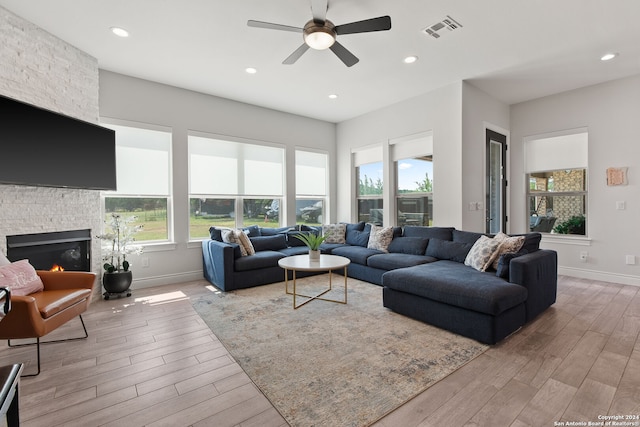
278 254 350 309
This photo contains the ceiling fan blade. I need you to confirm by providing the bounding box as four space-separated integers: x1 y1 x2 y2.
335 15 392 35
310 0 328 22
283 44 310 65
247 20 303 33
329 41 359 67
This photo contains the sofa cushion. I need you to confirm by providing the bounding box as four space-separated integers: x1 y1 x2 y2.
287 230 314 246
249 234 288 252
345 222 370 247
382 261 528 316
495 250 528 279
452 230 486 244
319 243 348 253
323 223 347 244
464 235 502 271
388 237 428 255
221 229 255 256
512 232 542 253
0 259 44 296
277 246 311 256
367 224 394 252
209 227 223 242
491 232 526 269
403 226 454 241
242 225 262 237
234 251 286 272
260 226 295 236
367 253 436 270
426 239 473 263
331 245 383 265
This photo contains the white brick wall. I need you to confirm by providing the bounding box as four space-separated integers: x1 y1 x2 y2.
0 6 103 274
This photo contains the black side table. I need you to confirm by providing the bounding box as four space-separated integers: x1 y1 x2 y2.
0 364 23 427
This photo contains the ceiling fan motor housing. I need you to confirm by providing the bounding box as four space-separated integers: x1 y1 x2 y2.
303 19 336 50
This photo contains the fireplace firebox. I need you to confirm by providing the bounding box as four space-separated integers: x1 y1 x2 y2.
6 229 91 272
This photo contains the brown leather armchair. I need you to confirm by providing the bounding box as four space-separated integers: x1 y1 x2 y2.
0 270 96 376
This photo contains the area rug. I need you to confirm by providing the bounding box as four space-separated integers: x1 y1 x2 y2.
192 277 488 427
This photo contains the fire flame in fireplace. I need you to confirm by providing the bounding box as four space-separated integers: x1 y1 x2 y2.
50 264 65 272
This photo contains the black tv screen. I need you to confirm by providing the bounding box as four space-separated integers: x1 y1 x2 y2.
0 94 116 190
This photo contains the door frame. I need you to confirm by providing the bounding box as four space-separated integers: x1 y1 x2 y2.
485 126 509 234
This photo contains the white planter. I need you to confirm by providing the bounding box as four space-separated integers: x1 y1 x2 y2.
309 249 321 261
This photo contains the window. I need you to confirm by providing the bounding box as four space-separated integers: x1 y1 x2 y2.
392 132 434 227
296 150 328 226
356 161 384 225
188 134 284 238
102 123 172 242
396 156 433 226
525 131 588 235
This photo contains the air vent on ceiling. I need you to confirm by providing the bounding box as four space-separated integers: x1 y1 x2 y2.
423 15 462 39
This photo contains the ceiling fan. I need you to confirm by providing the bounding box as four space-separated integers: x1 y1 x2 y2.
247 0 391 67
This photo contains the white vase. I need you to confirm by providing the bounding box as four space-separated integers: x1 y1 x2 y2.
309 249 321 261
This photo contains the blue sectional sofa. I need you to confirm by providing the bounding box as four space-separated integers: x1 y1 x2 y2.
201 222 557 344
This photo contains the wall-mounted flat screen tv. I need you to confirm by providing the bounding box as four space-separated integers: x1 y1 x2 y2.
0 94 116 190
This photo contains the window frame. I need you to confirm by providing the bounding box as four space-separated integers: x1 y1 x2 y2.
295 149 329 226
187 132 285 239
524 129 588 237
100 119 173 244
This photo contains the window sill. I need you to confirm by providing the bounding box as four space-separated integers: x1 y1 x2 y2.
187 239 206 249
139 242 177 252
540 234 591 246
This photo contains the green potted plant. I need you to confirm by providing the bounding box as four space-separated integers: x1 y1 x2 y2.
553 215 586 235
97 213 143 298
292 232 326 261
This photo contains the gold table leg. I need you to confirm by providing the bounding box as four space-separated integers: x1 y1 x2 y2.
285 267 348 309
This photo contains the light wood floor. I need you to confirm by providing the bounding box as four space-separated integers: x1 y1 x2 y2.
0 275 638 426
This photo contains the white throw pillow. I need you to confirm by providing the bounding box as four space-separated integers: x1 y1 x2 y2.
221 229 255 256
464 235 502 272
367 224 394 252
322 223 347 244
491 232 525 270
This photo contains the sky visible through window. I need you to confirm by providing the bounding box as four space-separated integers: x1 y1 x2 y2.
398 158 433 191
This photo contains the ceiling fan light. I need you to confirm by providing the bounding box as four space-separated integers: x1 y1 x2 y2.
304 29 336 50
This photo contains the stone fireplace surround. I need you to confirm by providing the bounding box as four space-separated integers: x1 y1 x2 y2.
0 6 102 276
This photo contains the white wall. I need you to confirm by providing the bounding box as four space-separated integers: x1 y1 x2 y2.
510 74 640 286
336 82 464 228
336 81 511 232
461 82 511 232
99 70 336 287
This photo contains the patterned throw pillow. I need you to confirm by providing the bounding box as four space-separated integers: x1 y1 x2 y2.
491 232 526 270
464 235 502 272
0 259 44 296
221 229 255 256
322 223 347 244
367 224 394 252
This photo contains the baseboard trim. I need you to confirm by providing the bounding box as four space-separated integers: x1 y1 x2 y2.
559 266 640 287
130 270 204 289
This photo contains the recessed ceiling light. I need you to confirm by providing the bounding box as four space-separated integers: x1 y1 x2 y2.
600 52 618 61
110 27 129 38
328 94 338 99
404 56 418 64
245 67 257 74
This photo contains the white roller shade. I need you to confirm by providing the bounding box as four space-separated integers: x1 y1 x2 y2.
296 150 327 196
105 124 171 196
189 134 283 196
525 132 588 173
352 145 383 167
390 132 433 161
